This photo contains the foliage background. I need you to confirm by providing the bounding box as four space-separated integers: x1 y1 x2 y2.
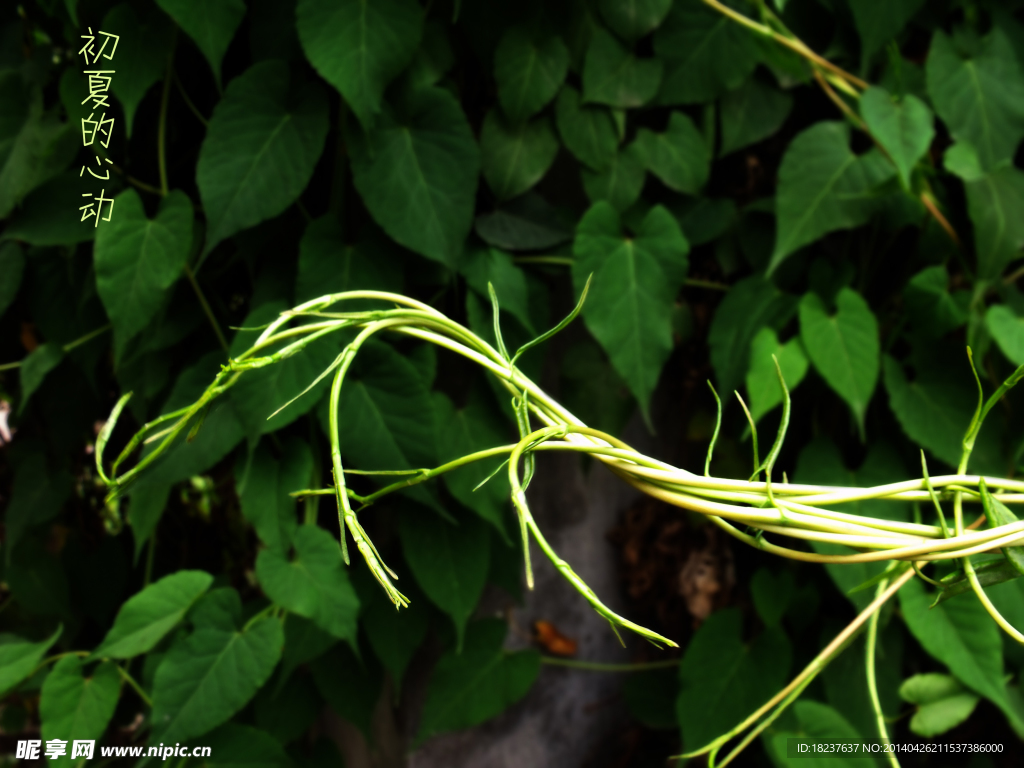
3 0 1024 765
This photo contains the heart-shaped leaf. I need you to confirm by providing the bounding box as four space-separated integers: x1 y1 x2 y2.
155 0 245 89
296 0 423 129
572 202 689 417
636 111 709 195
582 27 662 108
94 189 193 345
480 110 559 201
347 86 479 266
494 26 569 123
197 60 329 257
255 526 360 643
799 288 879 437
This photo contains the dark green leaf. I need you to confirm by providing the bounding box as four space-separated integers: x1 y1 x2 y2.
1 173 99 246
459 246 533 334
8 538 70 618
719 75 793 158
296 0 423 129
0 233 24 318
799 288 879 435
310 643 382 739
635 111 709 195
764 701 872 766
572 202 689 416
927 27 1024 171
494 26 569 123
771 122 894 272
554 85 619 172
882 353 1002 474
559 341 636 437
0 73 78 218
155 0 245 89
197 60 329 257
597 0 672 43
279 615 337 689
0 626 62 697
399 505 490 648
351 565 428 694
404 22 454 91
19 342 64 415
624 666 679 730
347 86 479 267
256 525 360 643
582 27 662 108
295 217 402 306
904 265 969 339
3 453 72 566
102 3 174 138
253 670 321 745
324 339 441 511
480 110 559 201
94 570 214 659
708 274 797 399
581 141 646 212
39 656 120 767
416 618 540 742
475 192 573 251
848 0 926 64
900 578 1022 733
860 86 934 188
236 438 312 554
668 196 737 246
676 608 791 752
750 569 794 628
202 723 293 768
654 0 760 105
94 189 193 345
150 615 283 744
433 391 511 536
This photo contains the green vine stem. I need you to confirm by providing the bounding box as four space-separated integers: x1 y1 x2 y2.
93 289 1024 765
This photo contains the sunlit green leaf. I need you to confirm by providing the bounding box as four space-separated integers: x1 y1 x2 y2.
150 614 283 744
745 327 808 424
927 27 1024 172
40 656 120 767
771 122 894 273
572 202 690 417
899 673 980 738
256 526 359 643
799 288 879 435
94 571 214 659
860 86 934 188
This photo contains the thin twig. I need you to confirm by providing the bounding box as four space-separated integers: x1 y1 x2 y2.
173 69 208 127
0 324 112 372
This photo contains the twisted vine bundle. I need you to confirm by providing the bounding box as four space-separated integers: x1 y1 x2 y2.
95 288 1024 763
